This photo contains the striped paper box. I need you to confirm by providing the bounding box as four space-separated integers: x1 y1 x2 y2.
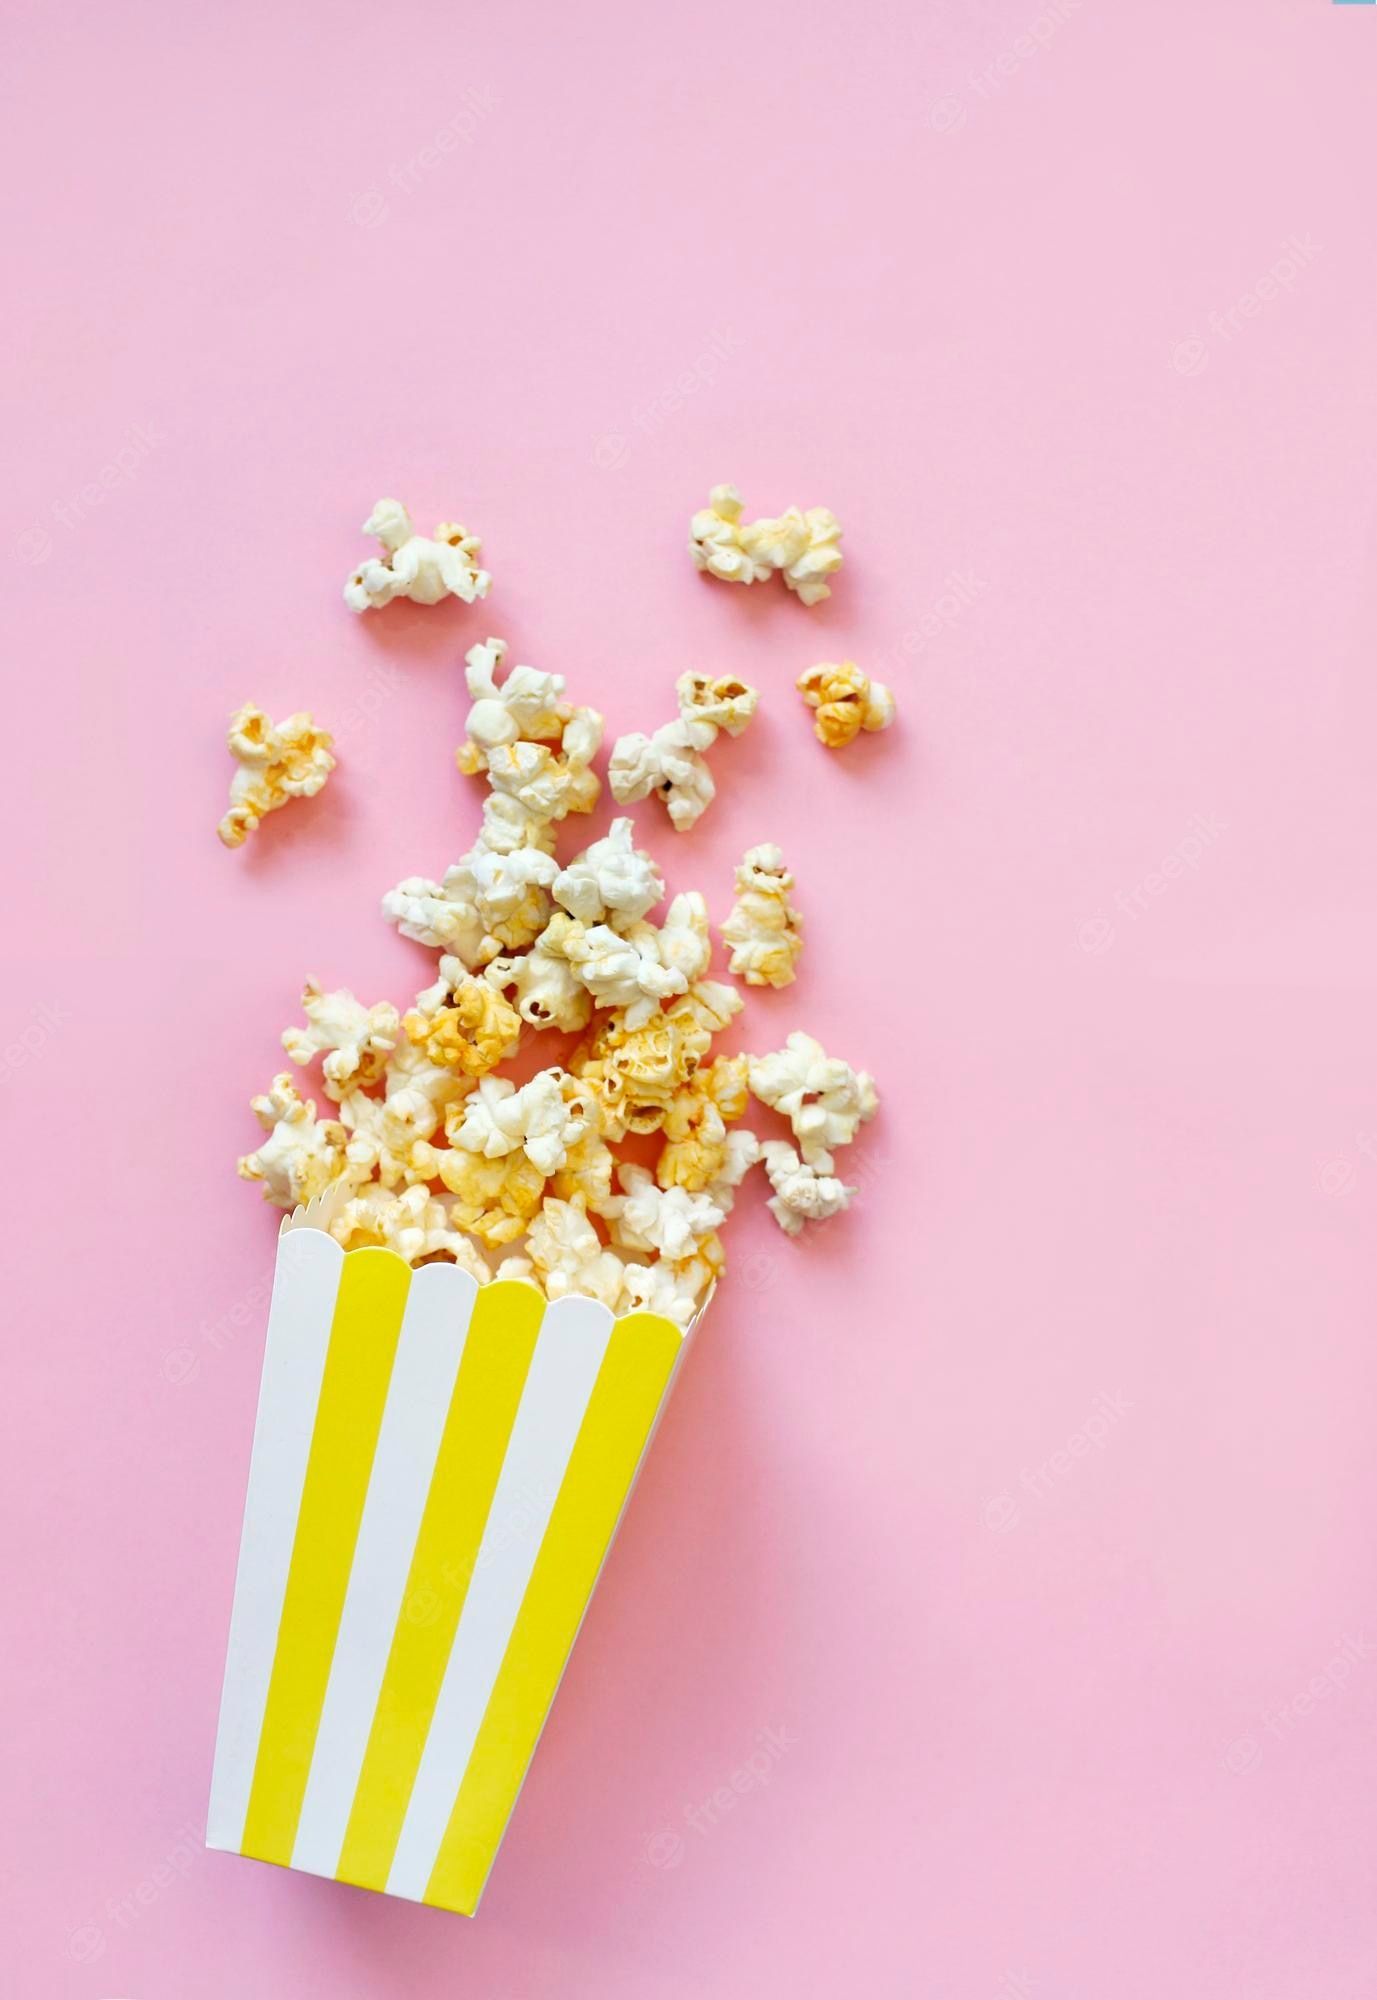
207 1197 694 1916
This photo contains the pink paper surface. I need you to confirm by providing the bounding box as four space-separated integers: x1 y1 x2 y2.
5 2 1377 1995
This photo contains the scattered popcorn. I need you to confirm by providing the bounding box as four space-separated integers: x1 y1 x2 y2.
689 483 844 606
608 673 757 831
552 818 664 929
382 842 558 962
564 920 688 1028
217 705 335 849
796 662 895 748
281 980 401 1095
747 1032 878 1163
239 644 880 1314
527 1197 626 1310
485 914 592 1033
605 1163 727 1263
238 1074 347 1208
344 498 491 613
450 1069 586 1176
759 1141 855 1236
657 1057 752 1192
720 845 804 988
401 973 522 1079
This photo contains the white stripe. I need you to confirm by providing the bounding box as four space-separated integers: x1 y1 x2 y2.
206 1229 343 1851
385 1295 615 1900
289 1262 478 1880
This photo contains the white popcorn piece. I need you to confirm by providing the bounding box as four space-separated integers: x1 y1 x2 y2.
281 980 401 1096
485 913 592 1033
217 705 335 849
747 1032 878 1163
607 719 716 831
344 498 491 613
381 840 558 964
657 891 713 985
618 1253 715 1329
675 672 759 737
237 1074 347 1209
526 1197 626 1309
479 734 601 824
552 817 664 928
608 673 756 832
689 483 843 606
564 920 688 1028
721 844 803 989
604 1163 726 1262
460 638 567 754
759 1141 855 1236
450 1070 584 1176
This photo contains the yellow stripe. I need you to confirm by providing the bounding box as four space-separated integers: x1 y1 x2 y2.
423 1310 683 1915
335 1281 545 1893
240 1249 411 1866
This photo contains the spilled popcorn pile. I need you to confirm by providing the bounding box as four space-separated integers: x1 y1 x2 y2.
238 636 879 1324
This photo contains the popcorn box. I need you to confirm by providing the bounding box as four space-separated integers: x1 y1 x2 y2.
207 1202 692 1916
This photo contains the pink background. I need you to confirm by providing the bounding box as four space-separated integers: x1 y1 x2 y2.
5 2 1377 1994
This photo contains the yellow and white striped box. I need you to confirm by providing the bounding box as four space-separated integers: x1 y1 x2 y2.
207 1201 692 1916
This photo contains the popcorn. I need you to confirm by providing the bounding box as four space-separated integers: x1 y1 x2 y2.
720 845 803 989
608 674 757 831
604 1164 727 1262
796 662 895 748
675 672 759 737
330 1182 491 1273
619 1250 717 1329
237 637 879 1313
458 639 567 756
747 1032 878 1163
564 920 688 1028
382 841 558 962
485 913 592 1032
456 637 603 828
217 705 335 849
281 980 401 1095
344 498 491 612
552 818 664 929
238 1074 348 1208
401 973 522 1079
689 483 844 606
526 1197 626 1309
422 1143 546 1249
657 1056 752 1192
450 1069 586 1175
759 1141 855 1236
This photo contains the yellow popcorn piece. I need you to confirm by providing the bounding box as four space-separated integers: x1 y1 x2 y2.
656 1056 751 1192
217 705 335 848
423 1141 547 1249
796 661 895 748
328 1183 493 1273
720 844 804 989
402 975 521 1080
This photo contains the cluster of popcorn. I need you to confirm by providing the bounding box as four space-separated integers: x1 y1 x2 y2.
217 706 336 849
238 643 878 1323
344 497 491 614
689 483 843 607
